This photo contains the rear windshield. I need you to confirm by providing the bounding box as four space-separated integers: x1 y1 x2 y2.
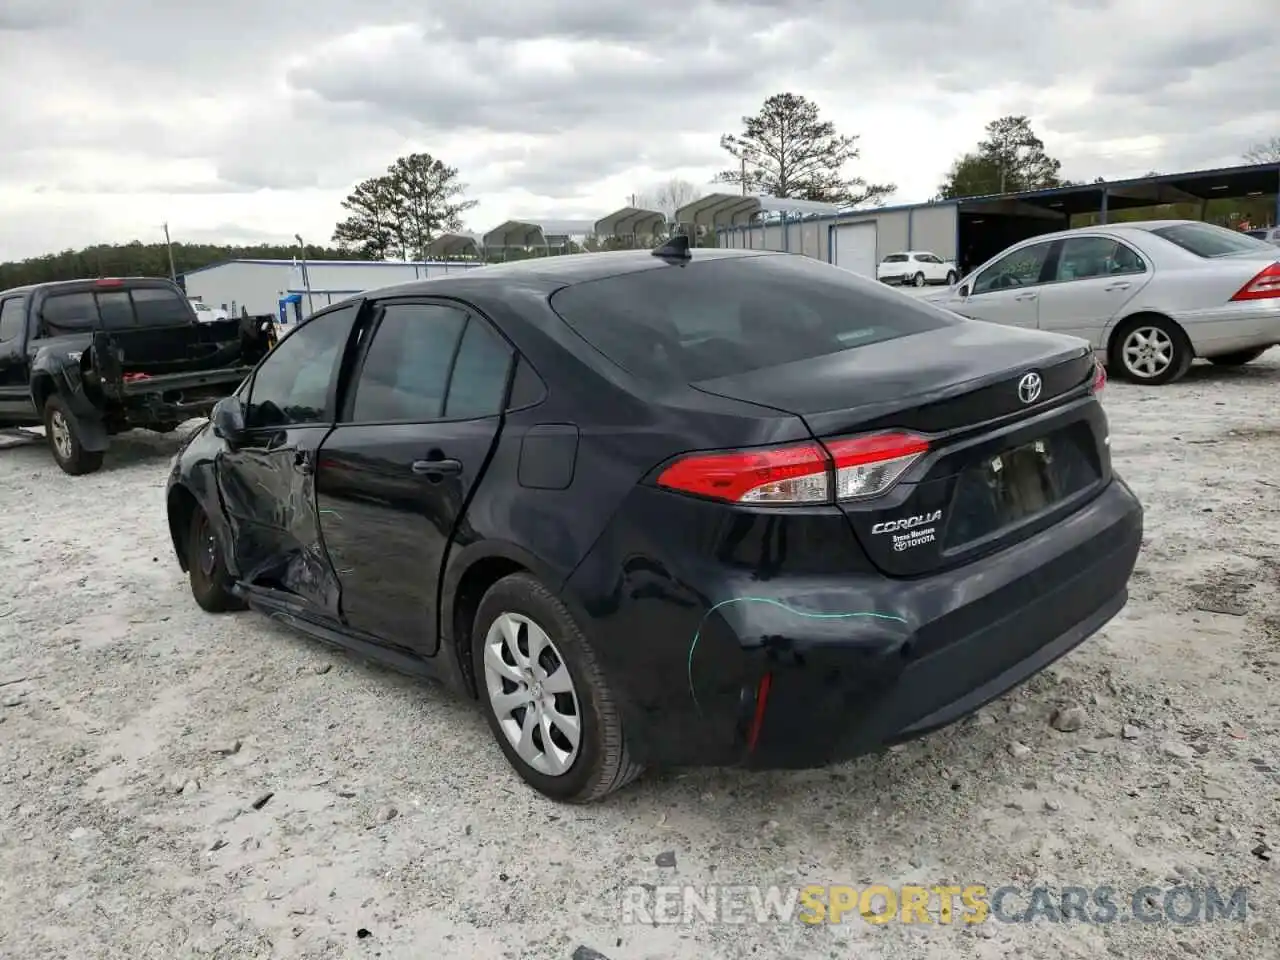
882 253 909 263
38 284 191 334
1146 222 1276 258
548 254 958 383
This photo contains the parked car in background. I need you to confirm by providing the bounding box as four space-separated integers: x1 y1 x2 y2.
1243 226 1280 247
0 277 275 474
925 220 1280 384
877 251 959 287
166 242 1141 803
190 299 229 322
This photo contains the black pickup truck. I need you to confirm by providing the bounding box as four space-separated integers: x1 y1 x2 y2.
0 276 275 475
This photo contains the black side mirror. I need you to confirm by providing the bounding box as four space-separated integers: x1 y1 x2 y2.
210 395 246 444
958 283 972 298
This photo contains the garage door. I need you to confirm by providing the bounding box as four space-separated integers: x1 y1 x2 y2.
833 222 878 278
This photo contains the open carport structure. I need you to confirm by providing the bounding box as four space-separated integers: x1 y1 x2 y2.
675 194 842 260
423 232 484 261
480 219 596 258
593 206 668 247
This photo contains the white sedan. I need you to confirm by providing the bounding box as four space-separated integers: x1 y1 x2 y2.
876 251 959 287
924 220 1280 384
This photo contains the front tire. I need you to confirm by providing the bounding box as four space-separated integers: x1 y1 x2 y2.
1109 316 1192 385
186 505 245 613
472 573 642 803
946 270 958 285
43 395 103 475
912 272 926 287
1209 347 1268 367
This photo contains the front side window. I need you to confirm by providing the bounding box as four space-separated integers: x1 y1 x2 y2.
972 242 1052 295
350 303 467 422
246 304 358 429
0 297 23 342
1054 237 1147 282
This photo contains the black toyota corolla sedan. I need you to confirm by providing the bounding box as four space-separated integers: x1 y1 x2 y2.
165 240 1142 802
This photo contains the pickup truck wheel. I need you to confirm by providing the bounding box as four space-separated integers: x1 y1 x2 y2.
187 506 245 613
472 573 643 803
43 396 104 476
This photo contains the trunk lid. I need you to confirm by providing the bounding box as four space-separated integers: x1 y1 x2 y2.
692 322 1109 577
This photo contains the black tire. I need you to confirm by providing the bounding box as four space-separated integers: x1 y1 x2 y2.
186 505 245 613
912 272 926 287
1208 347 1268 367
472 573 642 803
1108 315 1193 385
946 270 958 285
43 395 104 475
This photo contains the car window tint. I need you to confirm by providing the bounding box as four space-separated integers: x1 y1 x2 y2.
131 287 191 326
350 303 466 422
40 292 98 331
1054 237 1146 282
444 318 512 419
96 291 135 329
973 242 1052 295
0 298 23 341
882 254 908 263
548 254 958 384
246 304 358 428
1147 222 1275 258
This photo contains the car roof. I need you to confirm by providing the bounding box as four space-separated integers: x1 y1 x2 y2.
1 276 179 298
1007 219 1208 246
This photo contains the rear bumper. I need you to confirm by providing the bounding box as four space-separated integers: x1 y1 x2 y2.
569 476 1143 770
1175 300 1280 356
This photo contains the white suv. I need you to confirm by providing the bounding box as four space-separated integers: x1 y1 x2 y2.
877 251 959 287
1243 227 1280 247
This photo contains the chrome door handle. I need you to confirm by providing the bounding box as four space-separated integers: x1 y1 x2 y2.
412 458 462 477
1014 292 1038 301
1104 282 1131 291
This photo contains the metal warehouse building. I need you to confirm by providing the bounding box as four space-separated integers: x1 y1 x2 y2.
180 258 483 323
690 161 1280 278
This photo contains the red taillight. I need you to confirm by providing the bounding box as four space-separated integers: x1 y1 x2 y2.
656 442 829 504
655 430 929 505
1091 358 1107 393
96 277 123 287
1229 261 1280 301
824 431 929 501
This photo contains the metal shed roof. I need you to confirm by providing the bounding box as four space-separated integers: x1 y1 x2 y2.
593 206 668 238
674 193 845 228
424 232 484 259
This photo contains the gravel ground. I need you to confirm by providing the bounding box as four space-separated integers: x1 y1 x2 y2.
1 355 1277 960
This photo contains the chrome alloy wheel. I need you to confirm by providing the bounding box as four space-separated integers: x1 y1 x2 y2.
49 409 73 460
1121 325 1174 380
482 612 582 776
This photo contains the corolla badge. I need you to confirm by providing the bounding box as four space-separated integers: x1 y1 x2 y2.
1017 372 1043 404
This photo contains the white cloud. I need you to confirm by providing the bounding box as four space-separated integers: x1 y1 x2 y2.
0 0 1277 260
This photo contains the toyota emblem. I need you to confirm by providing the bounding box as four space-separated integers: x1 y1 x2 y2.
1017 372 1043 404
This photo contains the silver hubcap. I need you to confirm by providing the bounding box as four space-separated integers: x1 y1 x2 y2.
483 612 582 776
1122 326 1174 379
49 411 72 460
914 273 925 286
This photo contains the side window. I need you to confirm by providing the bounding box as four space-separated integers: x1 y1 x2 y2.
245 304 358 429
973 242 1052 295
0 298 23 342
1055 237 1146 282
444 318 513 419
96 291 135 330
350 303 466 423
40 292 98 332
131 287 191 326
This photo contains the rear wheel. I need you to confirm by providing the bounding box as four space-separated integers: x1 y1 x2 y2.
912 272 926 287
945 270 958 285
43 395 103 475
1209 347 1268 367
1109 316 1192 385
186 505 245 613
472 573 642 803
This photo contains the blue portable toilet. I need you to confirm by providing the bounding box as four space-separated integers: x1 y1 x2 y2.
278 293 303 326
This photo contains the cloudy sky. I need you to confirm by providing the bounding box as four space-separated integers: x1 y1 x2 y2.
1 0 1277 261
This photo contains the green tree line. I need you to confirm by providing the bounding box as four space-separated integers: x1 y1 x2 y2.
0 240 358 292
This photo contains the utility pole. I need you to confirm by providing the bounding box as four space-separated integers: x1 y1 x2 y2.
294 234 315 317
741 157 747 196
162 223 177 281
